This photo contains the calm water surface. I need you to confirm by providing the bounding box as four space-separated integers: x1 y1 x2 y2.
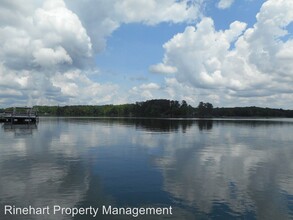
0 118 292 220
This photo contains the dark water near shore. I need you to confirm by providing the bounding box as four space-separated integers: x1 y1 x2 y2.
0 118 292 220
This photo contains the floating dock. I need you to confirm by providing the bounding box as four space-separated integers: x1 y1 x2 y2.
0 107 38 124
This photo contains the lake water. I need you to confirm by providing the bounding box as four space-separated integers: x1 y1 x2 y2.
0 118 292 220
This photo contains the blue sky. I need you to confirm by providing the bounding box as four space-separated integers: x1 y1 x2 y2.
1 0 293 108
95 23 191 95
95 0 266 85
206 0 265 29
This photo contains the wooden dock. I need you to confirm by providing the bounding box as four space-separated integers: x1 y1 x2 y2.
0 107 38 124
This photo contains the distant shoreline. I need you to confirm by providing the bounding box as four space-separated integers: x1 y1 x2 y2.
1 99 293 118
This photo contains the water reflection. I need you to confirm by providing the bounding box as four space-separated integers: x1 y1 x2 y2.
198 120 213 131
0 118 292 219
2 123 38 136
152 120 293 219
0 124 90 220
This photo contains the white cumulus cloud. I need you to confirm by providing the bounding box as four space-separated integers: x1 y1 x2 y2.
151 0 293 108
149 63 178 74
217 0 234 9
64 0 202 52
0 0 203 107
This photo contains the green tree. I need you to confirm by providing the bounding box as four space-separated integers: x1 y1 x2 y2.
198 102 213 117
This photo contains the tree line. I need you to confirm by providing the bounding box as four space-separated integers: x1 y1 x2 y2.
1 99 293 117
33 99 195 117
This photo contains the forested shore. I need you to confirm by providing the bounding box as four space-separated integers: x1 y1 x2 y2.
1 99 293 118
